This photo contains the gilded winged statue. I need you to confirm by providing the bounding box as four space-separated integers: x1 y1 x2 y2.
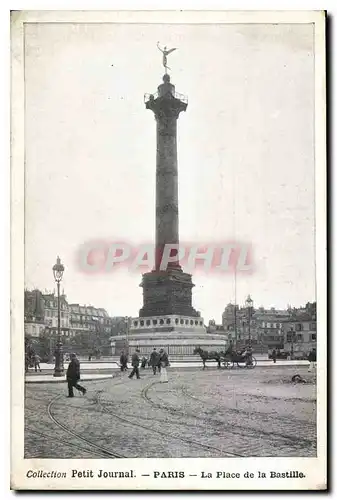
157 42 177 72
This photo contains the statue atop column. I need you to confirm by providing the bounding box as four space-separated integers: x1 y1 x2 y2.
157 42 177 73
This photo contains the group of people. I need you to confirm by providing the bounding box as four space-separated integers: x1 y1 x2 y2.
62 344 317 399
270 347 317 372
119 347 170 383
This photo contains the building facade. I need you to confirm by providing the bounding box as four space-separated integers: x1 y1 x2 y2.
222 302 316 354
68 304 110 336
43 293 71 337
282 303 317 357
222 303 260 349
24 289 45 338
24 290 120 354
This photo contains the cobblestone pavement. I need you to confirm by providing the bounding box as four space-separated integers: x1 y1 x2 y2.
24 366 316 458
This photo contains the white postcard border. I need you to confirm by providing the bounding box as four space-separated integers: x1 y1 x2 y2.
10 9 327 491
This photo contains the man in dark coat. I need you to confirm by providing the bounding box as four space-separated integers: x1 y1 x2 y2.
119 350 128 372
271 349 277 363
66 353 87 397
149 348 160 375
128 348 141 379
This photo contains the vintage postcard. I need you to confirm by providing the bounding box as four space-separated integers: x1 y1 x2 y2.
11 10 327 490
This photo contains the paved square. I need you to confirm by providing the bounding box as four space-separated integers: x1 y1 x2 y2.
25 366 316 458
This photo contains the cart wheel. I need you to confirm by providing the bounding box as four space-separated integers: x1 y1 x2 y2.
246 356 257 369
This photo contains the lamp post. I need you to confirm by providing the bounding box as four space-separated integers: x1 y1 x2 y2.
245 295 254 348
290 327 295 360
52 256 65 377
124 316 129 354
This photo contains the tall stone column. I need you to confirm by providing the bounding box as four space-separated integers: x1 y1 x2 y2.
147 74 186 270
139 74 198 319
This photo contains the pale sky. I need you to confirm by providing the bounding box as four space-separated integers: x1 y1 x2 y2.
24 22 316 322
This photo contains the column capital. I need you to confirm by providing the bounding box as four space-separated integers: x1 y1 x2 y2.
144 77 188 119
146 94 187 119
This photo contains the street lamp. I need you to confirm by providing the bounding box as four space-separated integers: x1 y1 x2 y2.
124 316 129 354
52 256 65 377
289 327 295 360
245 295 254 348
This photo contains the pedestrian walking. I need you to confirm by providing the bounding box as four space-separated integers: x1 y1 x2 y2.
271 349 277 364
149 347 160 375
128 348 141 379
308 347 317 372
159 348 169 383
120 350 128 372
34 354 42 372
66 353 87 397
245 346 253 366
141 356 148 369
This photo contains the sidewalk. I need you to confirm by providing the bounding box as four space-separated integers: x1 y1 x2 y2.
25 359 310 383
31 362 119 371
25 373 115 384
30 359 309 373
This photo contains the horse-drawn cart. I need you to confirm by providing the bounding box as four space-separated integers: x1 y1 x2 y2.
194 346 257 369
222 352 257 369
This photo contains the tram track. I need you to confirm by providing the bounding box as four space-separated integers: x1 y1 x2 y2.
142 382 315 450
47 394 125 458
235 392 316 404
26 371 315 458
96 385 242 457
27 428 110 458
181 386 316 429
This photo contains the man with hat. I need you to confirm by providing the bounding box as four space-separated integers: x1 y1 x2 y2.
119 349 128 372
149 347 160 375
128 348 141 379
66 353 87 397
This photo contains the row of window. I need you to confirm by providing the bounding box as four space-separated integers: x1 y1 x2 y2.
70 324 112 334
25 325 44 334
292 323 317 331
128 345 220 355
25 325 71 335
133 318 204 328
44 301 67 310
262 322 282 329
71 315 106 324
286 333 316 342
45 310 68 318
46 319 69 328
70 308 106 317
71 323 98 331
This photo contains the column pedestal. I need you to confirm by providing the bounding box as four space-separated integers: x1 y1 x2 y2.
139 268 199 318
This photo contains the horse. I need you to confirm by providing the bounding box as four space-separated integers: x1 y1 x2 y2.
193 346 222 369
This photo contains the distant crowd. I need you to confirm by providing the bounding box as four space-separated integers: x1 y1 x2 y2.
119 347 170 382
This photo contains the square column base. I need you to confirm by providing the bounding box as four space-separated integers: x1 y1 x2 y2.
139 269 199 318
